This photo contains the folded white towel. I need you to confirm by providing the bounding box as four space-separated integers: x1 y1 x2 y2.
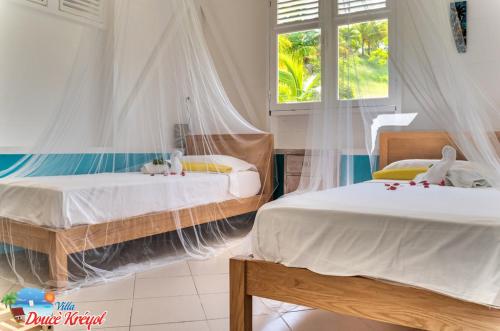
446 163 491 188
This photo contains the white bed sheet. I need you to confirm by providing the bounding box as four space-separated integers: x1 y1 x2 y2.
252 181 500 307
0 171 261 229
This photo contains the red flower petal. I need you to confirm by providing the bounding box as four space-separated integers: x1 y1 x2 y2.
181 171 186 176
393 183 400 186
409 181 416 186
385 184 391 187
389 186 397 190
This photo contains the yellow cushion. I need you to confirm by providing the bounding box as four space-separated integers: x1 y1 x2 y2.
372 167 428 180
182 161 233 173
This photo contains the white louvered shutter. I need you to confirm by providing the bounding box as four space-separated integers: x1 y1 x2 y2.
59 0 103 22
27 0 48 5
338 0 386 15
277 0 319 25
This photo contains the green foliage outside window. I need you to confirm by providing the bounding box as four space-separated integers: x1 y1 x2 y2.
277 19 388 105
278 29 321 104
338 19 389 100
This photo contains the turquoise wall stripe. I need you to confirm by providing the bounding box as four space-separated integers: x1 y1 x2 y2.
340 155 379 186
0 153 170 177
0 154 26 173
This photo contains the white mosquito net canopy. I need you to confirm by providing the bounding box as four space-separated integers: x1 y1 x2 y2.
0 0 272 289
249 0 500 316
293 0 500 192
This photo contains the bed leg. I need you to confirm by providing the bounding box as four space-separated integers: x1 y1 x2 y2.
230 258 252 331
48 232 68 288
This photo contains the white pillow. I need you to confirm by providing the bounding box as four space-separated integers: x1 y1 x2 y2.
384 159 470 170
181 155 257 172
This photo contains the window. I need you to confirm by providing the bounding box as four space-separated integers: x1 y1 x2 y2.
334 0 393 106
270 0 321 111
278 29 321 104
338 19 389 100
270 0 396 112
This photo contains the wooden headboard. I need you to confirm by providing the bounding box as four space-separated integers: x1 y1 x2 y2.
379 131 500 169
185 133 274 197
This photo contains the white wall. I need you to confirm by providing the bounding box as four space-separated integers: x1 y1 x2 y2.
200 0 269 130
270 0 500 149
0 1 82 148
0 0 270 149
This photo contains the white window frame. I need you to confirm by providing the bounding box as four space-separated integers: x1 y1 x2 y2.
334 0 399 110
269 0 400 114
269 0 322 112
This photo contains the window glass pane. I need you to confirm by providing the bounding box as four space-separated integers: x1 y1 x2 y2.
278 29 321 104
338 19 389 100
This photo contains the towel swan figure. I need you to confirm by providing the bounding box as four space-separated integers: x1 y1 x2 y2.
170 150 184 175
414 145 457 184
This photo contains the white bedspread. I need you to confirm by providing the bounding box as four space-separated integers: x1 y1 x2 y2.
252 181 500 307
0 171 260 229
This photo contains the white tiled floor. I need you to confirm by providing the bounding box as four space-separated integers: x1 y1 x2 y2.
0 246 415 331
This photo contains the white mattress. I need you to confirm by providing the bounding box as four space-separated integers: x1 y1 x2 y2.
0 171 261 229
252 181 500 307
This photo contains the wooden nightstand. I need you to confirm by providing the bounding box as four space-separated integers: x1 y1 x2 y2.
276 149 311 194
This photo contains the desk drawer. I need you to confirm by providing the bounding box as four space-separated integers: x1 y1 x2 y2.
286 155 311 175
285 175 301 194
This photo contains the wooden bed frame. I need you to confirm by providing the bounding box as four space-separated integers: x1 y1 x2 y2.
0 133 273 288
230 131 500 331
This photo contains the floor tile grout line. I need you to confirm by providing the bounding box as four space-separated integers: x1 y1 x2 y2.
67 290 222 305
129 318 208 328
136 274 195 280
59 298 134 304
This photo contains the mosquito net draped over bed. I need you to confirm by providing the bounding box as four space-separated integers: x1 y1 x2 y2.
250 0 500 310
292 0 500 192
0 0 273 289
